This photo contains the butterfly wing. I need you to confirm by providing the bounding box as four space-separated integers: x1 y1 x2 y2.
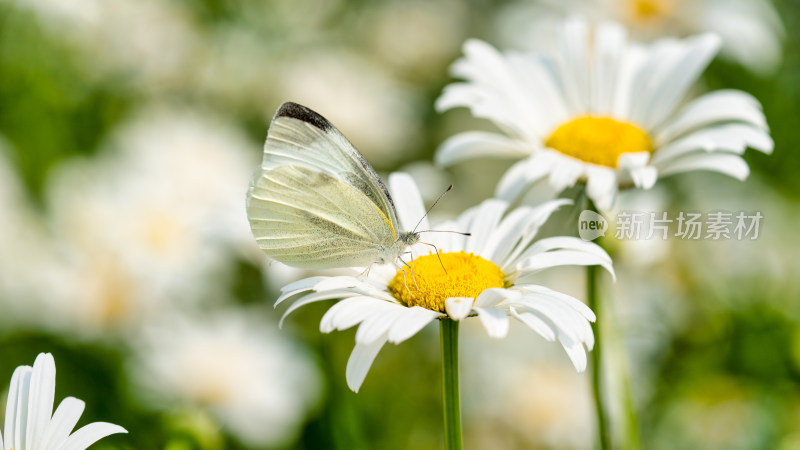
259 102 399 227
246 103 400 269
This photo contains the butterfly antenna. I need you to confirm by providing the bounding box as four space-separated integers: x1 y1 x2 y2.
416 230 471 236
412 185 453 233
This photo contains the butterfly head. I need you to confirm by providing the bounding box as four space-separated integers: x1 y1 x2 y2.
399 231 421 247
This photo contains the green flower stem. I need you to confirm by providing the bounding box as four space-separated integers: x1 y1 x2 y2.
440 319 463 450
587 262 611 450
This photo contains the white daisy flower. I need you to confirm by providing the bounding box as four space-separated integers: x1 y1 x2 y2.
129 309 321 448
435 19 773 211
277 173 614 392
0 353 126 450
29 107 258 335
278 50 424 167
0 139 53 324
8 0 201 89
493 0 784 76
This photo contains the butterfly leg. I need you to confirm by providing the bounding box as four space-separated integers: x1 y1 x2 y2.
357 265 372 280
394 258 420 297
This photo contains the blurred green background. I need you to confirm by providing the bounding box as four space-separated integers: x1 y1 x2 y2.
0 0 799 449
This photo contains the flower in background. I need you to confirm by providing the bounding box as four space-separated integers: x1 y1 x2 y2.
461 341 593 450
276 173 613 392
278 50 424 167
0 139 53 324
129 309 321 448
8 0 201 89
493 0 784 75
436 19 773 210
362 0 467 80
26 107 258 335
0 353 127 450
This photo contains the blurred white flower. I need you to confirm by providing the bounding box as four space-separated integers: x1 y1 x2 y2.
436 19 773 210
277 50 424 167
493 0 784 75
0 139 54 326
0 353 127 450
363 0 467 79
671 172 800 301
129 309 321 448
29 107 258 334
275 173 613 392
9 0 201 88
459 317 594 449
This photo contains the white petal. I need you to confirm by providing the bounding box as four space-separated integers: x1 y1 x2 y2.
319 296 395 334
345 334 389 393
640 34 722 129
355 305 409 345
521 237 612 268
512 294 594 353
435 132 532 167
59 422 127 450
611 44 647 118
450 201 481 251
314 276 374 293
591 22 627 114
556 18 590 115
280 291 349 327
494 156 551 201
4 365 31 450
474 287 520 308
704 2 783 75
657 152 750 181
654 90 768 144
519 285 597 322
445 298 474 321
501 199 573 271
10 365 33 450
617 152 651 169
584 167 618 211
652 123 773 166
546 153 585 192
563 341 589 372
387 306 440 343
275 276 328 306
474 306 510 338
426 219 460 254
517 249 616 282
27 353 56 450
39 397 85 450
481 205 537 264
629 166 658 190
465 200 508 257
435 82 478 112
510 307 556 342
438 40 549 141
389 172 428 232
505 52 570 130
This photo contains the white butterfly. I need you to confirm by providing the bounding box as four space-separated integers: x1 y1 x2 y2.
246 102 425 270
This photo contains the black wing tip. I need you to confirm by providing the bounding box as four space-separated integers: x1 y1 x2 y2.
275 102 333 131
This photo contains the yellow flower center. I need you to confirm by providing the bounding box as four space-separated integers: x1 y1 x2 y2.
545 116 653 168
389 251 506 313
628 0 674 22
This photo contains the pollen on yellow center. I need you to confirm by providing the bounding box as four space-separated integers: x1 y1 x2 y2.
388 251 506 313
544 116 653 168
